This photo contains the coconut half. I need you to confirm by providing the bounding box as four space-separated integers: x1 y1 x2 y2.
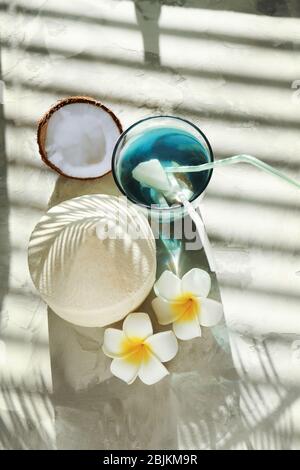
28 194 156 327
37 96 122 179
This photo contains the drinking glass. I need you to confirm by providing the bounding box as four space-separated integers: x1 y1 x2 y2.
112 115 214 220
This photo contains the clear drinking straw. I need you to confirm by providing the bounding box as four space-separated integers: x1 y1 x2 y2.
165 154 300 190
164 154 300 272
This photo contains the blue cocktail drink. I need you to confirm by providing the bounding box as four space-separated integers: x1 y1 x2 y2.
117 126 211 207
112 116 214 220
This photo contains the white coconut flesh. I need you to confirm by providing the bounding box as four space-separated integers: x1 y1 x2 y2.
132 158 193 205
45 103 121 178
28 194 156 327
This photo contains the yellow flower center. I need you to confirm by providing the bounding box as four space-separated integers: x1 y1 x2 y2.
171 292 200 323
121 337 152 364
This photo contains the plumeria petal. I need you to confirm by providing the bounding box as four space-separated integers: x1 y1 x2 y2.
170 292 201 320
154 270 181 300
199 298 223 327
181 268 211 298
173 316 202 340
145 331 178 362
102 328 127 358
110 355 139 384
152 297 180 325
138 353 169 385
123 312 153 340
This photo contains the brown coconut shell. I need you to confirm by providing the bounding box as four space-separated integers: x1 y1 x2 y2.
37 96 123 180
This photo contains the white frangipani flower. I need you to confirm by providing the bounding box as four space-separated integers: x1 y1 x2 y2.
102 312 178 385
152 268 223 341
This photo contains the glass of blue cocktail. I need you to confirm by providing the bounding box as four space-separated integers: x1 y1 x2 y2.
112 115 214 219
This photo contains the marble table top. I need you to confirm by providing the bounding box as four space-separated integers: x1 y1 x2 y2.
1 0 300 450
